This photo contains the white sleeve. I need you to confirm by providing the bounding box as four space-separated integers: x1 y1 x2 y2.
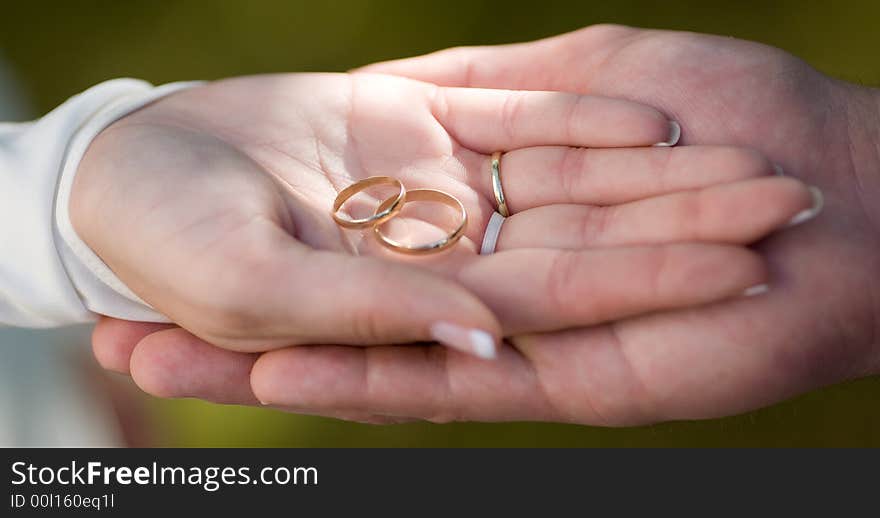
0 78 202 328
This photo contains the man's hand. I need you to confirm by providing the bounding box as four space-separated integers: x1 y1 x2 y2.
344 25 880 422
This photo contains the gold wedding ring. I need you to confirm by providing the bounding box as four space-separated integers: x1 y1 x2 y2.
373 189 468 255
490 151 510 217
331 176 406 229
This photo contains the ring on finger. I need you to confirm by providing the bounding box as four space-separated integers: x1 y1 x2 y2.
491 151 510 217
480 211 506 255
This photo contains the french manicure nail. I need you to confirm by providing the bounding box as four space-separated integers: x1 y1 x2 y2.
430 321 497 360
773 163 785 176
786 186 824 227
742 284 770 297
653 120 681 147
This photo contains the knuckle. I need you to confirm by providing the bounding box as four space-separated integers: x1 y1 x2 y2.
556 146 589 203
422 346 460 424
676 191 705 241
564 94 588 142
645 246 673 300
342 261 398 344
349 304 387 345
446 46 480 87
545 251 583 315
577 207 614 245
500 91 528 142
428 85 450 122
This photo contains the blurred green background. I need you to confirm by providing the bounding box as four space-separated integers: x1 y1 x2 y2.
2 0 878 446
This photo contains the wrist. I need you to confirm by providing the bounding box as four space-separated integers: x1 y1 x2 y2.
68 132 107 251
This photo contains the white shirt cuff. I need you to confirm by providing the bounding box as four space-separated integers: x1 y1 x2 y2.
0 78 201 327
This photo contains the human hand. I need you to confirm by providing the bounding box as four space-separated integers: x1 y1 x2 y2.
74 71 706 357
321 25 880 422
86 59 828 423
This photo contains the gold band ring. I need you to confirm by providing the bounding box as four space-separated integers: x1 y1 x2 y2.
331 176 406 229
490 151 510 217
373 189 468 255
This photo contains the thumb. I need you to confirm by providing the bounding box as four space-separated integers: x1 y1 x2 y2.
354 24 640 89
190 228 502 360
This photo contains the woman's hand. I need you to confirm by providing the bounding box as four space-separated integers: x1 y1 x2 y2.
83 68 823 422
74 72 694 356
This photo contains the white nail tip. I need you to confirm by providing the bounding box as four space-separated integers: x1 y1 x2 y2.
786 186 824 227
429 322 498 360
653 121 681 147
468 329 498 359
742 284 770 297
773 164 785 176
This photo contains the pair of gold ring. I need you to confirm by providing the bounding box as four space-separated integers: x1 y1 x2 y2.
331 176 467 255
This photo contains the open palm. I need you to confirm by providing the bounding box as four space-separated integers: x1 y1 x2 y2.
86 62 823 423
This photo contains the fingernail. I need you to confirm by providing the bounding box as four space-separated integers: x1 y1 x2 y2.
429 322 497 360
742 284 770 297
258 400 270 406
786 186 824 227
773 163 785 176
653 120 681 147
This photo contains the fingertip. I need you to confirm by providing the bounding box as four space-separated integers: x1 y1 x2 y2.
91 318 129 374
665 244 768 302
91 317 172 374
279 250 502 347
359 256 504 345
652 120 681 147
741 283 770 298
251 346 364 408
599 99 676 148
786 185 823 228
695 176 820 242
129 335 179 399
711 245 769 297
429 321 498 360
446 275 504 333
734 176 821 230
401 270 502 354
250 348 300 407
130 329 259 404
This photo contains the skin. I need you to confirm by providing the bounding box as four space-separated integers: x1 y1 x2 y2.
80 30 843 424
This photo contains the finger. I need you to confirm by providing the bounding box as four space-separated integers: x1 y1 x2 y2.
92 316 175 374
188 221 502 358
121 322 414 423
509 277 849 426
497 177 817 250
129 327 260 405
458 244 767 334
472 145 779 212
435 86 677 152
356 24 638 89
251 343 558 422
